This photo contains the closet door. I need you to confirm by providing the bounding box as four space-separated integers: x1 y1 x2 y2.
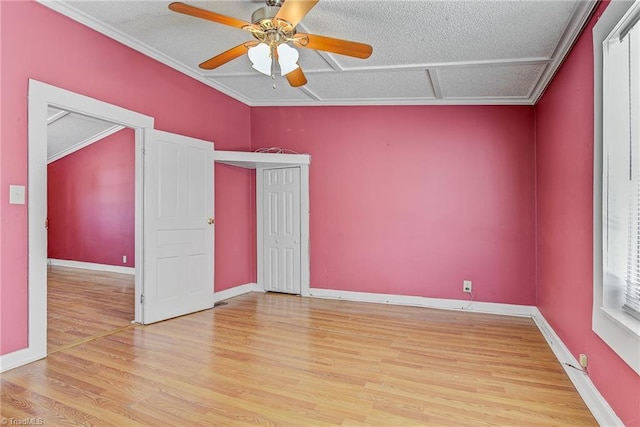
263 167 301 294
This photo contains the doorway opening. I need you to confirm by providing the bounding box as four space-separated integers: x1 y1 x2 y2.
45 108 137 352
0 80 155 371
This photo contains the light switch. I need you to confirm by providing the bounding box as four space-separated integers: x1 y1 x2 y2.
9 185 26 205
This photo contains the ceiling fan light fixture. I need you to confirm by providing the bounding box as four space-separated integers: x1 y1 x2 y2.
248 43 272 75
168 0 372 87
277 44 299 76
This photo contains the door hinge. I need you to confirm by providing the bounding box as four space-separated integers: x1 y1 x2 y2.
140 294 144 304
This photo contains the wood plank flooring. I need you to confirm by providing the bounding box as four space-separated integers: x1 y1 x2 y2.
47 266 135 353
3 289 596 426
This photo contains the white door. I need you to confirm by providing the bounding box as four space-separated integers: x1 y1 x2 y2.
263 167 301 294
143 129 214 324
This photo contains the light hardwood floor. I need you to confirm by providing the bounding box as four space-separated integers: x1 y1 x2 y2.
3 283 596 426
47 266 135 353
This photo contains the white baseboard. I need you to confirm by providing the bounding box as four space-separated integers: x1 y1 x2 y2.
305 288 621 425
532 308 623 426
0 281 623 424
48 258 134 275
214 283 260 303
0 347 46 373
308 288 536 317
0 281 257 372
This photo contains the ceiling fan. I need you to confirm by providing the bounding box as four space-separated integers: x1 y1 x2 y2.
168 0 373 87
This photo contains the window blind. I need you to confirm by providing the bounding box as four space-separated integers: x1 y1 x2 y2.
625 178 640 319
623 26 640 320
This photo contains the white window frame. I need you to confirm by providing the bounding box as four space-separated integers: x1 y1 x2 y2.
593 0 640 375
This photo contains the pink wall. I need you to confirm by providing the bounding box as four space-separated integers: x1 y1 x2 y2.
535 2 640 425
252 106 536 304
0 1 255 355
47 129 135 267
2 2 634 422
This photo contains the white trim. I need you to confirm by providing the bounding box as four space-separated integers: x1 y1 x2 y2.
532 309 624 427
257 170 265 295
214 150 311 169
0 347 47 373
48 259 134 275
214 151 311 299
255 170 264 293
1 277 625 425
0 281 257 372
47 110 69 125
37 1 596 107
303 288 622 425
531 0 598 103
593 0 640 375
47 124 125 164
213 283 262 304
23 79 153 372
300 165 310 297
247 97 535 107
36 1 254 106
307 288 536 317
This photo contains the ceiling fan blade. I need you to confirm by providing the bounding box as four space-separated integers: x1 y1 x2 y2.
295 33 373 59
169 2 252 30
199 42 257 70
286 67 307 87
275 0 319 28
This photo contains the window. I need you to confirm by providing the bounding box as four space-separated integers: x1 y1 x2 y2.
594 0 640 375
603 4 640 320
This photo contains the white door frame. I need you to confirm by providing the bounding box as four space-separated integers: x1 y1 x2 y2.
0 80 153 372
215 151 310 296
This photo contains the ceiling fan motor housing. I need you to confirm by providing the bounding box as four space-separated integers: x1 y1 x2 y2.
252 6 279 25
251 5 296 41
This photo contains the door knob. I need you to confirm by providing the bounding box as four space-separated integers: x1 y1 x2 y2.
208 218 215 225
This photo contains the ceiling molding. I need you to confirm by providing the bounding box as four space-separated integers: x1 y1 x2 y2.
38 1 256 106
427 70 442 100
39 0 598 107
342 57 552 73
248 96 533 108
47 110 70 125
530 0 598 103
48 125 125 164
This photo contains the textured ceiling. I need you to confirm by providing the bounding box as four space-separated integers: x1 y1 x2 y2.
47 107 124 163
40 0 596 106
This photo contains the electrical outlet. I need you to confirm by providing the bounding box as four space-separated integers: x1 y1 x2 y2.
579 353 588 369
463 280 472 293
122 255 127 264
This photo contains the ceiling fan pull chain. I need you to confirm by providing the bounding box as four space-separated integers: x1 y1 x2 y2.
272 64 276 89
271 45 277 89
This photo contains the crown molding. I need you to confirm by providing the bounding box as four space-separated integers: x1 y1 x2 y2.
38 0 597 107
